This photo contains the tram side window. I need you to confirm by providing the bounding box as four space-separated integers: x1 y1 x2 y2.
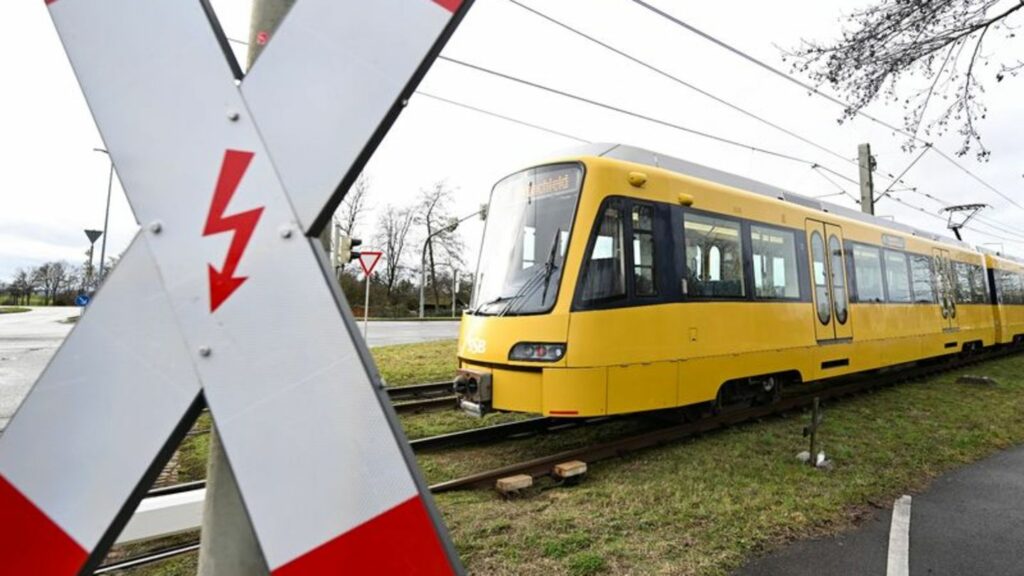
883 250 912 303
632 204 657 296
684 214 745 297
852 244 885 302
971 265 989 303
750 226 799 299
954 261 976 304
910 255 936 303
811 231 830 324
580 207 626 302
1000 271 1024 305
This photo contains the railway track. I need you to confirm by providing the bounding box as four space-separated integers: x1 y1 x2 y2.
102 347 1020 573
428 346 1022 492
387 380 458 414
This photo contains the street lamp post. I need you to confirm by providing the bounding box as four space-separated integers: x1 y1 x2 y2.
418 206 487 318
94 148 115 280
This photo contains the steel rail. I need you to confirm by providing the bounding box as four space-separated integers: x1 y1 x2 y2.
94 541 201 574
393 396 459 414
385 380 453 402
411 416 609 452
144 414 603 498
428 348 1020 493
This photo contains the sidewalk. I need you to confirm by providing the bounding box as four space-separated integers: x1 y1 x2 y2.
736 443 1024 576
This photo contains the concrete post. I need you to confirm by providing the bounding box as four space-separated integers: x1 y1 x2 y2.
196 430 269 576
198 3 296 573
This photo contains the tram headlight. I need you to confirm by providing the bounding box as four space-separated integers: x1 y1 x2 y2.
509 342 566 362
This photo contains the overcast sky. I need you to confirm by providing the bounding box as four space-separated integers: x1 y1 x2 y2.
2 0 1022 283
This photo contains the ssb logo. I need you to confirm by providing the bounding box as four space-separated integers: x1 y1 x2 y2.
464 337 486 355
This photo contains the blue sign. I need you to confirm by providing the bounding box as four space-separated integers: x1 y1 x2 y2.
75 294 91 307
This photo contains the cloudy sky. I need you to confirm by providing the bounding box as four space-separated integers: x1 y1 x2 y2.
2 0 1022 283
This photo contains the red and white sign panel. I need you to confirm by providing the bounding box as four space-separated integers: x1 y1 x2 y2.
359 251 384 276
0 0 472 573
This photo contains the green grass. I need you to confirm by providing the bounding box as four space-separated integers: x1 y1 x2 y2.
434 353 1024 575
0 306 30 314
374 339 459 386
123 347 1024 575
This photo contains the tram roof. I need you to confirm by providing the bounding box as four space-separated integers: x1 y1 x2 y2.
566 143 997 255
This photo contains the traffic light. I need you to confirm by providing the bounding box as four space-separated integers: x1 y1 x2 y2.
336 235 363 267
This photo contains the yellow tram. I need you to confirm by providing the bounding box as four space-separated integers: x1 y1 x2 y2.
454 144 1024 417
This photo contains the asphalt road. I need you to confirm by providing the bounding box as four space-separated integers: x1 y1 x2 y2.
737 444 1024 576
0 307 79 431
361 320 460 347
0 307 458 431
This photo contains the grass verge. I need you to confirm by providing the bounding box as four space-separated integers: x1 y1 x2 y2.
374 339 458 386
123 346 1024 575
0 306 30 314
434 353 1024 575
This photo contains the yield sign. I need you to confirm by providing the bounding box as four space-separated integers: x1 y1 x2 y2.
359 251 383 276
0 0 473 574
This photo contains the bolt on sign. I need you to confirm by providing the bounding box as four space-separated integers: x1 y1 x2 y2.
0 0 472 574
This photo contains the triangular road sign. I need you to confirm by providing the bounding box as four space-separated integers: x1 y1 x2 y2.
359 251 383 276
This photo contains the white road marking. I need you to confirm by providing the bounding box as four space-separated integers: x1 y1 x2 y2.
887 494 913 576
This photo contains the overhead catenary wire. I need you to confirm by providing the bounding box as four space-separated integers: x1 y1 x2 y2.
433 56 1016 245
427 62 1014 244
416 91 592 143
437 55 860 178
629 0 1024 215
505 0 860 170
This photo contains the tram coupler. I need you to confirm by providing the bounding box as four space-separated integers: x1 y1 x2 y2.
453 369 491 417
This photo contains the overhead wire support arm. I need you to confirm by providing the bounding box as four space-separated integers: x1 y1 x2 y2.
874 144 931 204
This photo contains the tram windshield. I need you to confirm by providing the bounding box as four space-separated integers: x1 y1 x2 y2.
471 163 583 316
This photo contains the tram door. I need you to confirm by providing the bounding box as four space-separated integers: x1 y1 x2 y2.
932 248 959 331
806 220 853 342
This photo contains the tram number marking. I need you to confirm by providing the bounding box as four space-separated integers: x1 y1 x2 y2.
464 337 486 355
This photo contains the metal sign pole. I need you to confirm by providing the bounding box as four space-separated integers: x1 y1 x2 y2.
364 273 371 339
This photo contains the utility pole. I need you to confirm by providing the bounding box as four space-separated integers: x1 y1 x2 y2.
197 3 295 574
858 143 875 216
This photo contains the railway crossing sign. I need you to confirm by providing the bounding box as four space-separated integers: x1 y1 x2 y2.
359 251 384 277
0 0 472 574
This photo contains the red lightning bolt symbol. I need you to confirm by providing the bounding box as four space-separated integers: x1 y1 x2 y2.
203 149 264 313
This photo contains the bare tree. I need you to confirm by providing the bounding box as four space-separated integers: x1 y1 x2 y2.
12 269 33 305
787 0 1024 159
373 205 416 297
337 172 371 238
417 181 466 310
34 262 71 305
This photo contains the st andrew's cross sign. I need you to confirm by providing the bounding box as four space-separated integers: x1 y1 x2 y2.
0 0 472 574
